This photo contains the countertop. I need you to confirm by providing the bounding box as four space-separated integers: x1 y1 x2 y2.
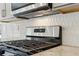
33 45 79 56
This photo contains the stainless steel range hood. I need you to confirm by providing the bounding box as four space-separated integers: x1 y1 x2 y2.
12 3 56 19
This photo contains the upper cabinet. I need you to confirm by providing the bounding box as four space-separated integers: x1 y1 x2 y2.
53 3 79 14
0 3 6 19
5 3 13 18
0 3 14 21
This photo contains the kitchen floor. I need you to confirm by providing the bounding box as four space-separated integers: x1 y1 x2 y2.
33 45 79 56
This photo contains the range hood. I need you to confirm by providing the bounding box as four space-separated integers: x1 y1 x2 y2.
12 3 56 19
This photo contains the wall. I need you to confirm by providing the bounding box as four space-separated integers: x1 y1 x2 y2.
0 22 21 41
1 12 79 47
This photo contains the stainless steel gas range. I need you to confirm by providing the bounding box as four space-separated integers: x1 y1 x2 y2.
0 26 62 56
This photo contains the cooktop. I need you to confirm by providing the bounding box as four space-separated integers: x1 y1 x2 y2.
3 40 59 51
0 39 61 56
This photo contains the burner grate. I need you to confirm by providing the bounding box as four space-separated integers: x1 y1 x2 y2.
3 40 56 50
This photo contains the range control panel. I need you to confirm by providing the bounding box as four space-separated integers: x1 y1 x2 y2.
26 26 60 37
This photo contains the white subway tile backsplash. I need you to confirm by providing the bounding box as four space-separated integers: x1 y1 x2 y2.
1 12 79 47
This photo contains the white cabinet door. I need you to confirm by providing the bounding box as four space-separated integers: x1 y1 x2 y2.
0 3 6 19
0 3 14 21
5 3 13 18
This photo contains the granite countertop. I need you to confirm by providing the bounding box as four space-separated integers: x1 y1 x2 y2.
33 45 79 56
